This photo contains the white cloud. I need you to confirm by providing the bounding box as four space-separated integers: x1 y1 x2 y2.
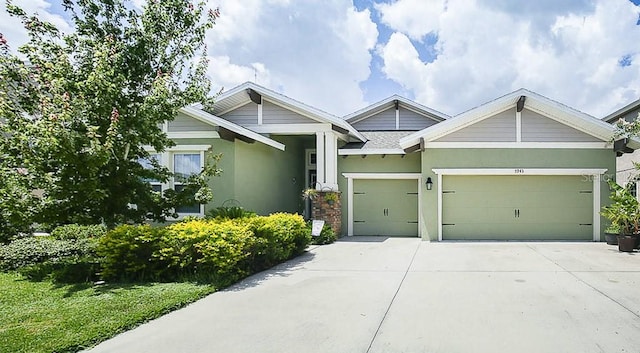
378 0 640 117
376 0 446 40
0 0 72 51
207 56 272 89
205 0 378 115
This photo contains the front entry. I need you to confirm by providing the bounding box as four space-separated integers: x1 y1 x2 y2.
353 179 419 236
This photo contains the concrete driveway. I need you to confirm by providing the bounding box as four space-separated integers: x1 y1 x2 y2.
85 238 640 353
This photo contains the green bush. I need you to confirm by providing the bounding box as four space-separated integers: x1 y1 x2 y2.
97 213 312 284
206 206 256 220
246 213 311 271
98 221 255 284
0 236 100 282
0 236 97 270
162 219 254 283
51 224 107 240
310 223 337 245
97 224 166 281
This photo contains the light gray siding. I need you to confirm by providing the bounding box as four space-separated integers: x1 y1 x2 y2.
221 102 258 126
352 107 396 130
262 101 317 124
521 109 601 142
168 113 216 132
399 107 439 130
619 108 640 123
435 108 517 142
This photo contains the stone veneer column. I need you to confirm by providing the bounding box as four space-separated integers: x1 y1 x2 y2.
311 191 342 236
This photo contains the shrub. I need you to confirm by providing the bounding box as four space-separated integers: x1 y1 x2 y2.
51 224 107 240
97 213 312 284
0 236 100 282
206 206 256 220
162 219 254 283
0 236 98 270
310 223 337 245
98 221 255 284
246 213 311 271
97 224 166 281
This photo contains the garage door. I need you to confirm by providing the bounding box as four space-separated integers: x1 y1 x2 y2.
353 179 418 236
442 175 592 240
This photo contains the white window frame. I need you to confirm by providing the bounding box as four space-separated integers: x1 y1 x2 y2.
172 151 206 216
144 145 210 218
141 153 164 193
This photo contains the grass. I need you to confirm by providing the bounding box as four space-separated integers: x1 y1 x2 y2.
0 272 216 353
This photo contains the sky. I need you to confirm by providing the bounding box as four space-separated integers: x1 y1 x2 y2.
1 0 640 119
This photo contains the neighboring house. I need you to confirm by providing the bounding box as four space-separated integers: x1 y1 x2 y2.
155 82 635 242
602 98 640 193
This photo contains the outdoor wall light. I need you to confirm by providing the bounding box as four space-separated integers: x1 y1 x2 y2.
426 177 433 190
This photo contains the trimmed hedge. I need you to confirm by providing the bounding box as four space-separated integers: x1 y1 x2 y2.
97 224 165 281
162 219 254 283
245 213 311 272
0 236 101 282
97 213 312 284
50 224 107 240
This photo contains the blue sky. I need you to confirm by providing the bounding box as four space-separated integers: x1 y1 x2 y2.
1 0 640 118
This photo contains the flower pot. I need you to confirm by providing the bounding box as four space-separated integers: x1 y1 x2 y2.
604 233 619 245
617 235 636 252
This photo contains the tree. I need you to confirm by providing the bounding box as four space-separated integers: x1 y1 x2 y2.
0 0 221 237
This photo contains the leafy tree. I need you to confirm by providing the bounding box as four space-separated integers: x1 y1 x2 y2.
0 0 221 237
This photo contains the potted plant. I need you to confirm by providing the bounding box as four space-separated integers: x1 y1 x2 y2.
324 192 339 206
301 188 318 201
601 181 640 252
604 223 620 245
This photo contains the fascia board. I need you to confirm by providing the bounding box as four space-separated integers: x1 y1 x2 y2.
400 89 618 148
344 96 398 122
178 106 285 151
602 99 640 122
245 83 367 142
344 95 449 124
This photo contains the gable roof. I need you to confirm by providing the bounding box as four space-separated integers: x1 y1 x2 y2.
207 82 366 142
602 98 640 123
179 105 285 151
344 95 449 124
399 88 631 149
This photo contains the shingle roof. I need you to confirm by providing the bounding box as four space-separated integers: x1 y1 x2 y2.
339 131 414 154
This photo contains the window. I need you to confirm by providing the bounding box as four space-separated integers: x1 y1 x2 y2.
307 150 317 167
139 153 162 193
173 153 202 214
141 145 209 217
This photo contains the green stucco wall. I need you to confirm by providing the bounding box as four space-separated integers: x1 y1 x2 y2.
420 148 616 241
166 138 236 215
233 135 311 216
337 153 421 236
173 136 313 217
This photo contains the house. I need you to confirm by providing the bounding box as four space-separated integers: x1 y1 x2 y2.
155 82 635 241
602 98 640 193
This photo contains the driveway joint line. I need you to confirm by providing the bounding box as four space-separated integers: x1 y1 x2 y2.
365 241 421 353
526 244 640 320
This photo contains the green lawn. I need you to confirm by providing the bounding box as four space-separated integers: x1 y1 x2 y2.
0 272 216 353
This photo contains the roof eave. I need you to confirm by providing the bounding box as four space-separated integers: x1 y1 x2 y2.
179 106 286 151
602 99 640 123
